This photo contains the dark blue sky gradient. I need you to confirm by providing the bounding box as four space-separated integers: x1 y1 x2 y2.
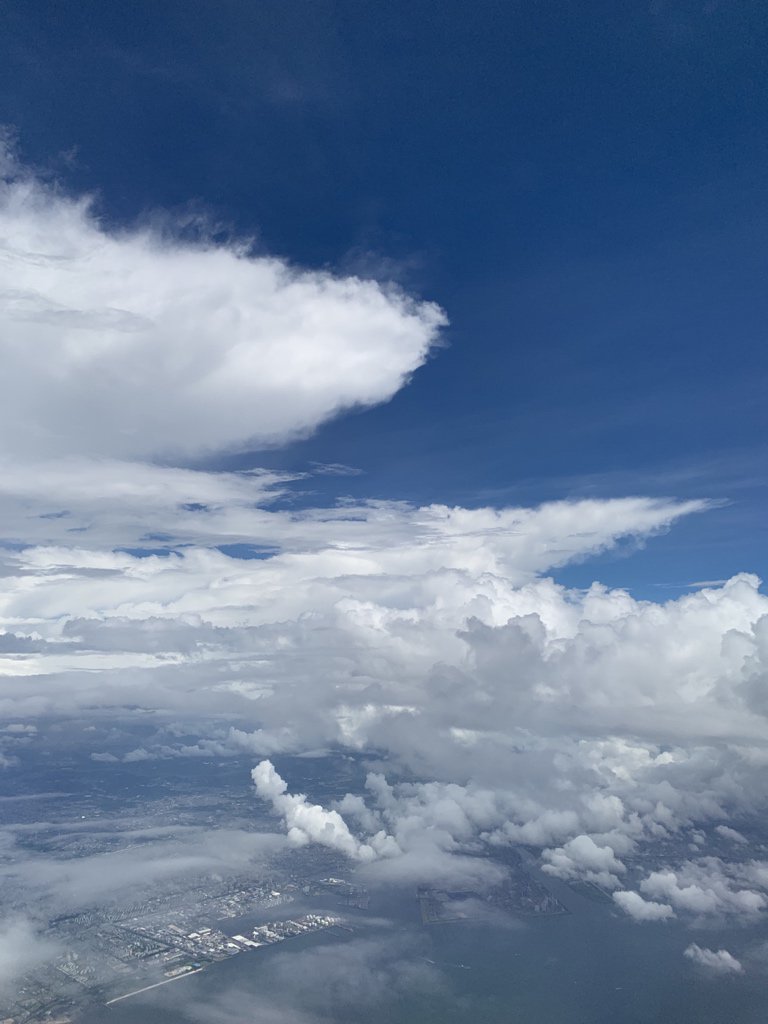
2 0 766 593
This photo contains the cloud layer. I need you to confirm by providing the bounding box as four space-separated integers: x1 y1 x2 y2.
2 483 767 913
1 144 768 984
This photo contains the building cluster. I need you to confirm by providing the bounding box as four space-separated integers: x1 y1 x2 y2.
0 874 346 1024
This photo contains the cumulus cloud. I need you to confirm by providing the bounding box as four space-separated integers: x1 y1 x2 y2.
0 455 706 555
715 824 747 844
638 860 766 919
0 141 444 461
252 759 400 861
684 944 744 974
3 520 768 909
612 890 675 921
542 835 626 888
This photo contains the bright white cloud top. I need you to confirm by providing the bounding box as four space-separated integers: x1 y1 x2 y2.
2 146 768 951
0 143 444 460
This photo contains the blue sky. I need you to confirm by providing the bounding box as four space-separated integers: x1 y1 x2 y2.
1 0 766 593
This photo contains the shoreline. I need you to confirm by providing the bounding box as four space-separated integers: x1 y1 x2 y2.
105 967 205 1006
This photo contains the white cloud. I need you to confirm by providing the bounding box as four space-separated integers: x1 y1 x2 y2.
542 834 626 888
684 944 744 974
1 143 768 928
0 142 444 462
251 759 399 861
0 918 58 990
2 825 284 914
613 890 675 921
0 452 707 556
639 860 766 919
2 520 768 907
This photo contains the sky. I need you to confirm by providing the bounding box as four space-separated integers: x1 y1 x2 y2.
2 0 767 592
1 0 768 999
